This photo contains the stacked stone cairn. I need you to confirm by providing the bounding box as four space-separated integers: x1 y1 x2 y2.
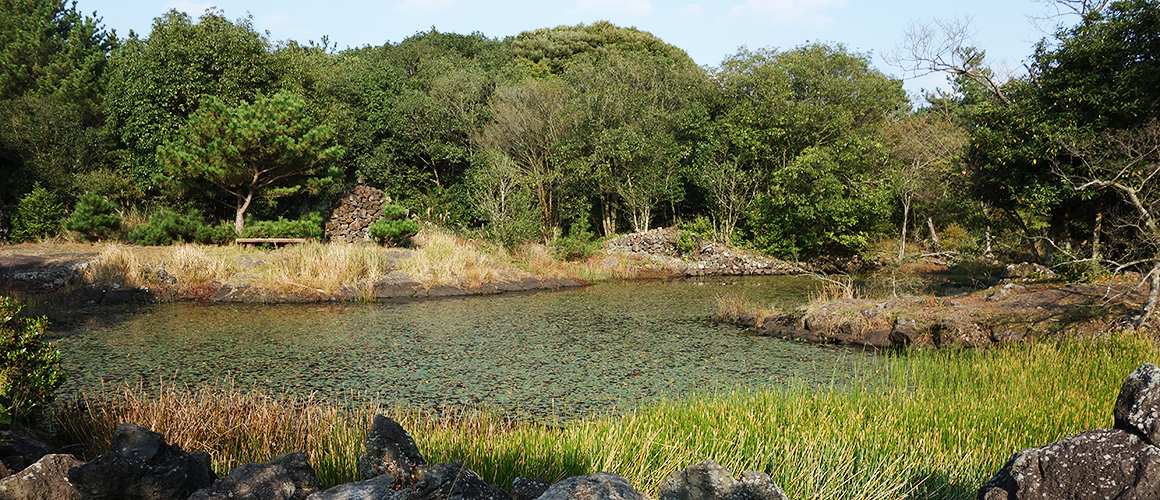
325 185 387 244
4 363 1160 499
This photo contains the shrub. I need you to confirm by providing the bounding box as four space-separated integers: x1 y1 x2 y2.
243 213 323 239
10 184 66 242
369 205 418 247
0 297 64 424
65 192 122 241
129 210 232 245
552 209 601 261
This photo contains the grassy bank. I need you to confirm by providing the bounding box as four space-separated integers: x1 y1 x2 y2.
51 332 1158 499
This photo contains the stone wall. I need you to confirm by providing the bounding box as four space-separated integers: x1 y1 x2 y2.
325 185 387 243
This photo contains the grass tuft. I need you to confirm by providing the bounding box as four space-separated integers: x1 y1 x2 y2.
83 244 144 287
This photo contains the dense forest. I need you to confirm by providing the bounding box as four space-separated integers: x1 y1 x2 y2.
1 0 1157 272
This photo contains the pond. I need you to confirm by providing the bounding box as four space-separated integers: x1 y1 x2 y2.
53 276 880 420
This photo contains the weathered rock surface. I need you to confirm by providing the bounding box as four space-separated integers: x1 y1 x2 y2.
326 185 388 244
511 477 551 500
358 415 426 487
67 282 151 305
658 460 788 500
0 453 83 500
399 462 509 500
1116 363 1160 446
0 425 52 479
537 472 642 500
978 428 1160 499
305 474 396 500
188 451 320 500
606 229 804 277
68 423 216 500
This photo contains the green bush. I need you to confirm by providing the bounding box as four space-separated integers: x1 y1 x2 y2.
0 297 64 424
553 208 601 261
242 213 323 239
10 184 66 242
65 192 122 241
369 205 418 246
129 210 232 245
677 216 714 254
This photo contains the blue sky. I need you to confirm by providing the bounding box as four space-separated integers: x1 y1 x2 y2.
78 0 1079 97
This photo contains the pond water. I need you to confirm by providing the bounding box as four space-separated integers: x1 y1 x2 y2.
54 276 879 420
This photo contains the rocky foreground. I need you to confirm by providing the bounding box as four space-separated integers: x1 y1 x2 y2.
3 363 1160 499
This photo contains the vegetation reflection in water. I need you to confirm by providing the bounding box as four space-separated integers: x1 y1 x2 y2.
56 276 876 420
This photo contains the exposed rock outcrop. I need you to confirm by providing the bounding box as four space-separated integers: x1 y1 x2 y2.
0 424 52 479
978 363 1160 499
401 462 510 500
658 460 788 500
606 229 804 277
0 453 83 500
358 415 427 488
188 451 320 500
68 423 216 500
537 472 642 500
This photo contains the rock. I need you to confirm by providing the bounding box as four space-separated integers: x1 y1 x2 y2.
986 284 1025 302
931 317 989 347
0 424 52 478
658 461 787 500
426 285 469 297
511 477 551 500
889 317 920 346
68 423 216 500
306 474 397 500
857 329 892 348
537 472 642 500
990 330 1024 343
1001 263 1055 280
401 462 508 500
326 185 388 244
0 453 83 500
358 415 426 487
101 286 151 305
189 451 320 500
977 428 1160 500
1115 363 1160 446
372 272 424 299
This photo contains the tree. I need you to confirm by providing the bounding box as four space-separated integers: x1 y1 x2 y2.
1060 121 1160 326
159 91 342 234
104 9 276 191
880 111 969 258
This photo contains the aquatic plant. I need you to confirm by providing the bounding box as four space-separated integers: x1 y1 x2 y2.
52 332 1159 499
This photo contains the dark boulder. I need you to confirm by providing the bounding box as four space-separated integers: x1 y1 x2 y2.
401 462 508 500
977 428 1160 500
0 425 52 478
0 453 83 500
357 415 426 488
658 461 788 500
1115 363 1160 446
188 451 320 500
511 477 551 500
888 317 919 345
68 423 216 500
305 474 396 500
931 317 989 347
537 472 642 500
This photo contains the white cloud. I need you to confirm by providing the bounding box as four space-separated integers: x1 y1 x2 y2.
727 0 847 26
681 3 705 16
395 0 461 16
573 0 654 17
164 0 214 17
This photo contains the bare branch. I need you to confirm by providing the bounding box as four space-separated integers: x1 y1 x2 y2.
885 17 1012 105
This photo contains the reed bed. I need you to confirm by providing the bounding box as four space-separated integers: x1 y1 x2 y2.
52 333 1159 499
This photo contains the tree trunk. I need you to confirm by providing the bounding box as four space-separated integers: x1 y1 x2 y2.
926 217 942 251
897 197 910 259
985 227 994 260
235 190 254 235
1091 211 1103 261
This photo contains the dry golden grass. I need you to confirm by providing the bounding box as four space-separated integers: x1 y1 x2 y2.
260 242 390 295
714 293 780 326
82 244 144 287
163 244 241 286
399 229 522 288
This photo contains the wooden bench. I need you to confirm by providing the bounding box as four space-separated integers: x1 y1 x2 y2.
234 238 308 246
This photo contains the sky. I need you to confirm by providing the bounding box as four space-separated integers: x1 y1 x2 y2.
76 0 1082 98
